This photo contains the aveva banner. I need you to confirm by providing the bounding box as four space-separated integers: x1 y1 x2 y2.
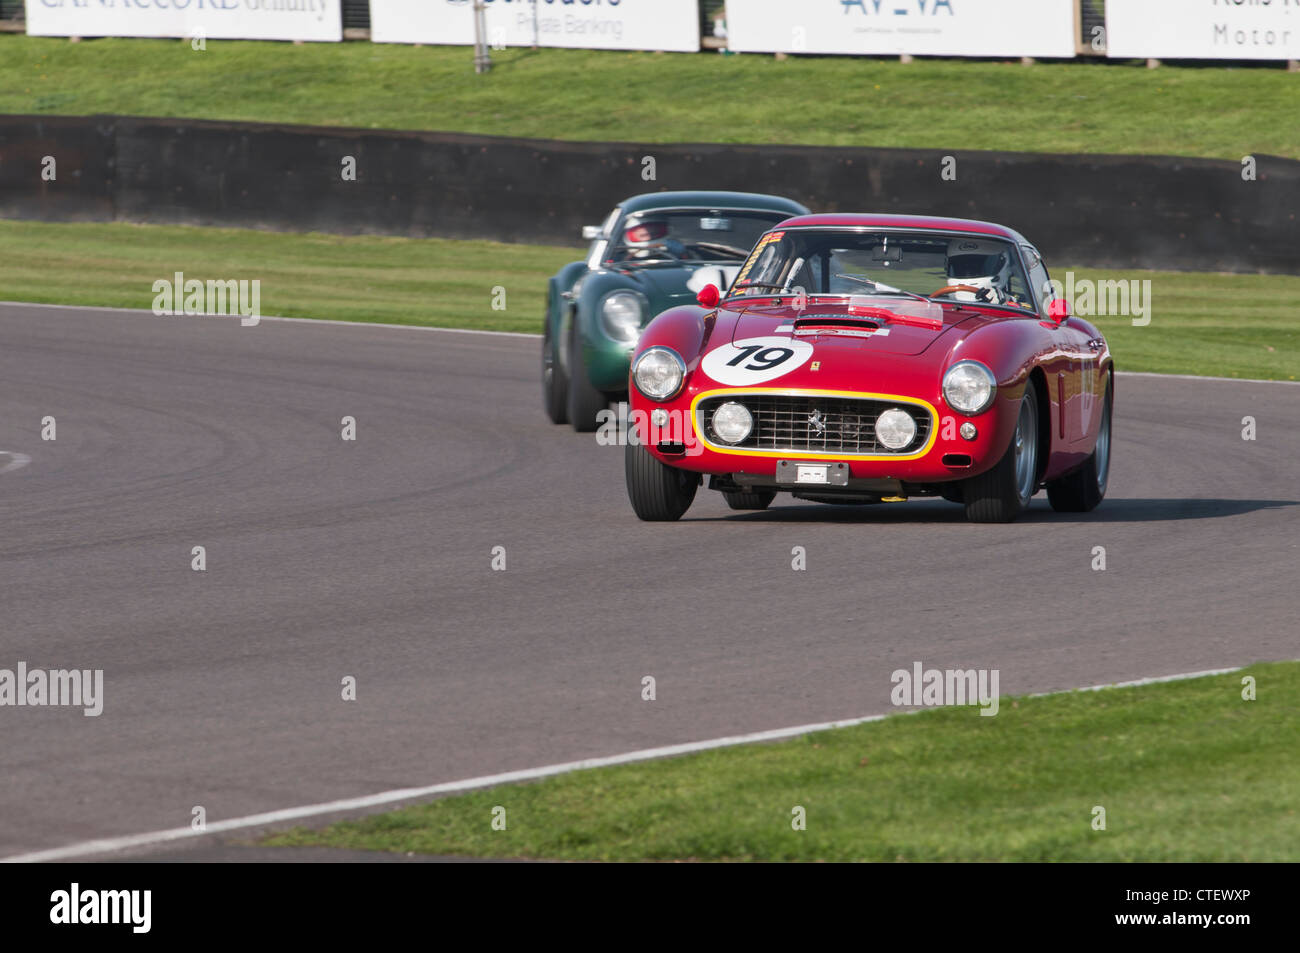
26 0 342 43
1107 0 1300 60
371 0 701 53
727 0 1076 59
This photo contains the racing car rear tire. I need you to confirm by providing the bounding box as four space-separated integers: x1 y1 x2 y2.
568 324 609 433
1047 371 1112 513
723 490 776 511
542 319 569 424
962 389 1039 523
626 443 698 521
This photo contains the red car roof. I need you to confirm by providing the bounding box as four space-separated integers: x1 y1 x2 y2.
773 214 1024 241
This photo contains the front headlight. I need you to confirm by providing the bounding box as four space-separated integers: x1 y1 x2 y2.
711 402 753 444
875 408 917 450
942 361 997 415
601 291 643 342
632 347 686 401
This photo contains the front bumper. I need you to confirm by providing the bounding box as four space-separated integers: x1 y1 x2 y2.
634 385 1022 486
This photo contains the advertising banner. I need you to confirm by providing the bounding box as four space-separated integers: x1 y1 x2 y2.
371 0 700 53
726 0 1076 59
26 0 342 42
1107 0 1300 60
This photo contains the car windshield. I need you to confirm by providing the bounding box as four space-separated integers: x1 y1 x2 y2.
607 210 791 265
729 228 1037 311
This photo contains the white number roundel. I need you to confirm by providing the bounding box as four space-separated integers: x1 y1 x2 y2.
700 336 814 386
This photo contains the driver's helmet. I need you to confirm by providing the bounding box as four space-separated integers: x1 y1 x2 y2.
946 251 1012 304
623 217 669 249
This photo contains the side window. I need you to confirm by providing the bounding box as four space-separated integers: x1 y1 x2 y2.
1021 244 1052 317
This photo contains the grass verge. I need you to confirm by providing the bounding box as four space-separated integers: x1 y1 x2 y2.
0 219 578 334
261 662 1299 861
3 37 1297 160
2 219 1295 380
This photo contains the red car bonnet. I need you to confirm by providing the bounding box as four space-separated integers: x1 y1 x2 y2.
723 299 979 357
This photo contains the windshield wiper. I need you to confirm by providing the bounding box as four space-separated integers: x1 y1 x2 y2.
832 274 930 303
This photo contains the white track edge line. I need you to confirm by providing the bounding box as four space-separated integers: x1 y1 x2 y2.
1 664 1252 864
0 301 536 339
1115 370 1298 386
0 451 31 475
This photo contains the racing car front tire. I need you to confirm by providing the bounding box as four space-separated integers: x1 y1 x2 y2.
1047 371 1112 513
723 490 776 511
626 443 698 521
962 389 1039 523
567 324 609 433
542 319 569 425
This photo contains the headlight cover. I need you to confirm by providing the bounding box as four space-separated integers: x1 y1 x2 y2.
711 402 753 444
875 408 917 450
600 291 643 342
632 347 686 401
942 361 997 415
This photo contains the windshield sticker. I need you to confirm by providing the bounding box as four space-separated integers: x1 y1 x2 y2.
734 231 786 287
701 335 814 386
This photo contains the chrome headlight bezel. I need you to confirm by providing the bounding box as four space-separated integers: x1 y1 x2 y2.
632 346 687 402
600 291 644 343
942 360 997 416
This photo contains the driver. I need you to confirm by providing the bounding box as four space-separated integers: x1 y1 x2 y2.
622 217 686 260
944 251 1013 304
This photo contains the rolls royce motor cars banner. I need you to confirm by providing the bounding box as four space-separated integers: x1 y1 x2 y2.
1106 0 1300 60
370 0 701 53
725 0 1076 58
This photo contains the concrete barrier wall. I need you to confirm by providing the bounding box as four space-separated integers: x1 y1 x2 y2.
1 114 1295 273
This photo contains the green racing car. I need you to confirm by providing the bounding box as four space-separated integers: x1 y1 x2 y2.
542 190 810 431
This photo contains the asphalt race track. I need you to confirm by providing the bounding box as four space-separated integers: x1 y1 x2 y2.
1 302 1296 860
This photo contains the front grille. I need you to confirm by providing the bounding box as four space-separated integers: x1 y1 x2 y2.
697 394 931 456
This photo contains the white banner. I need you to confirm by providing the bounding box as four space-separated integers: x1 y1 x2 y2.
26 0 342 43
727 0 1076 58
1107 0 1300 60
371 0 700 53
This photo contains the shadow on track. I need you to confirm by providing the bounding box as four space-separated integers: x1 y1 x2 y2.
698 498 1299 524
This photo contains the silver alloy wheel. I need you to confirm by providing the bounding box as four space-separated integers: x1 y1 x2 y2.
1013 395 1038 504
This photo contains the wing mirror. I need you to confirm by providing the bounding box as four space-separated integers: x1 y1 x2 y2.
581 225 602 241
696 284 721 308
1048 299 1070 323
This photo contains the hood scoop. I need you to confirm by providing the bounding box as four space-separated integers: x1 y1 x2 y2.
791 315 887 338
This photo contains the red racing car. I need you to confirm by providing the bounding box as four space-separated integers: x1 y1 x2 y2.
624 214 1112 523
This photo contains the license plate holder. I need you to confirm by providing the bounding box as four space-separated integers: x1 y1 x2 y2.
777 460 850 486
